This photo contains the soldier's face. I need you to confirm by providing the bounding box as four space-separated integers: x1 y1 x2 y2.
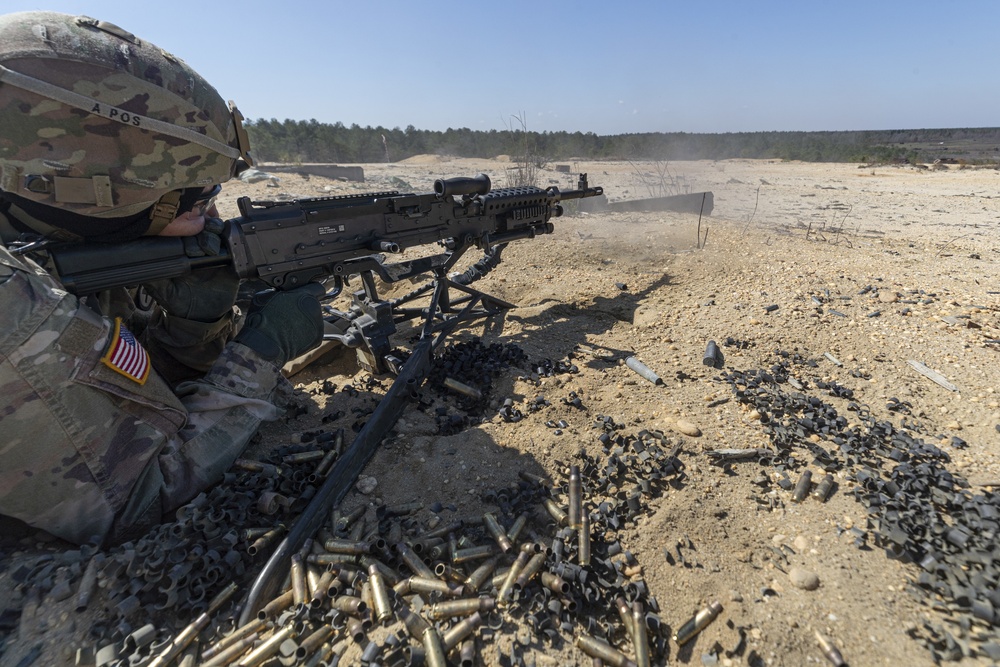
156 185 220 237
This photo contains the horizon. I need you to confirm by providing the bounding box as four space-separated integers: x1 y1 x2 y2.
3 1 998 135
246 120 1000 137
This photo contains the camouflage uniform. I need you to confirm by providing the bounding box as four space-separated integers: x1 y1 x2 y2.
0 226 288 545
0 12 278 546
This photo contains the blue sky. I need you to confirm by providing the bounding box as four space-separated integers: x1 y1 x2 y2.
4 1 996 135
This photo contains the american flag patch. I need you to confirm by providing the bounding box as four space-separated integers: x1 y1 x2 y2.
101 318 150 385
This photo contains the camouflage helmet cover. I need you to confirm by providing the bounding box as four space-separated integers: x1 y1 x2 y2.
0 11 252 222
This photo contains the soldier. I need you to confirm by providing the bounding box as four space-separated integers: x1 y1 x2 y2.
0 11 325 545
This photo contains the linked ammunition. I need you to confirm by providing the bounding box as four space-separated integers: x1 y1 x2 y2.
427 597 496 621
632 601 650 667
442 611 482 651
625 356 664 386
673 601 723 645
483 512 513 552
792 470 813 502
574 634 638 667
368 564 393 624
568 465 583 529
444 377 483 399
812 473 835 502
815 631 846 667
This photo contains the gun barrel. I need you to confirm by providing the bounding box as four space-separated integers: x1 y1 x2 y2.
434 174 492 198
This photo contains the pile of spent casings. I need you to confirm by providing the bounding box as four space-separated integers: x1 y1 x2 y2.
59 421 695 667
6 339 718 667
722 349 1000 663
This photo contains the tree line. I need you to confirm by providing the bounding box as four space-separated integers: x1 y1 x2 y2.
244 119 1000 165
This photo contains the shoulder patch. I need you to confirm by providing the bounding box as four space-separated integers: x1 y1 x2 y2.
101 317 150 384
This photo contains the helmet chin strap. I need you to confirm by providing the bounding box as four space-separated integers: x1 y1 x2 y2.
146 190 182 236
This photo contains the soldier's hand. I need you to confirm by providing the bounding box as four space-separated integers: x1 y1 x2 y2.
141 265 240 323
234 283 325 365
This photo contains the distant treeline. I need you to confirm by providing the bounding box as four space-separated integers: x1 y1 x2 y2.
245 119 1000 165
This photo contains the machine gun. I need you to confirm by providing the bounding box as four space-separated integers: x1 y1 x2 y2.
46 173 603 374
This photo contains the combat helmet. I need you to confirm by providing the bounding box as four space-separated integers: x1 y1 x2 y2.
0 11 252 239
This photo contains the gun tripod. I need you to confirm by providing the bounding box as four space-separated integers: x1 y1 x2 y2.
322 244 513 375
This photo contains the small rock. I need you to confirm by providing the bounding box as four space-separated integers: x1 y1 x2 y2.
793 535 810 552
675 419 702 437
356 476 378 495
879 291 899 304
789 567 820 591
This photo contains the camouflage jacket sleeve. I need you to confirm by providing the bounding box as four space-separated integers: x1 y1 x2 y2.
0 244 285 545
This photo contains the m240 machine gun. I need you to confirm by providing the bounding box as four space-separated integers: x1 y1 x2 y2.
48 173 603 374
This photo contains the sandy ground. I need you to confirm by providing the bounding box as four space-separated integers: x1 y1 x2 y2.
1 158 998 666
